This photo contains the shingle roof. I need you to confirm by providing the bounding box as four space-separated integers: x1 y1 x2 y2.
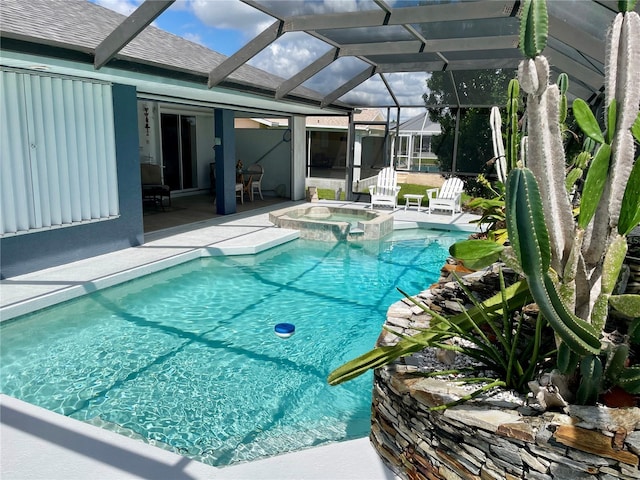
398 113 441 134
0 0 330 105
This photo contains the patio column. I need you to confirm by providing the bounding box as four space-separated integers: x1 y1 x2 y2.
345 112 355 201
291 116 306 201
214 108 237 214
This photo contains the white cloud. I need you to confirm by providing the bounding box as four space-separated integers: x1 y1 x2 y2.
251 32 330 79
192 1 431 109
170 0 191 10
181 32 205 46
253 38 430 111
189 0 273 37
336 72 431 121
386 72 431 102
94 0 140 16
397 107 428 123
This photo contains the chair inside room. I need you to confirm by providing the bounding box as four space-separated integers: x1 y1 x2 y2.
426 177 464 216
140 163 171 209
368 166 401 209
246 164 264 201
235 176 244 204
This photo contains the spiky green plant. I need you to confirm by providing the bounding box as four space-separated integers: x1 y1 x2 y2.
328 279 532 386
390 270 553 410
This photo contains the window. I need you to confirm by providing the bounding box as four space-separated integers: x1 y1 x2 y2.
0 69 119 236
415 135 432 154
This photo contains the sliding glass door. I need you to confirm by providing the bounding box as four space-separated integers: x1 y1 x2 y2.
160 113 197 191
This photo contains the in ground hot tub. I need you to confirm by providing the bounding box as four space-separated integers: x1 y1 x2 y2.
269 205 394 241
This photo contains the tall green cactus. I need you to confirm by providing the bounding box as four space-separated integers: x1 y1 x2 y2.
506 79 520 171
459 0 640 404
505 167 600 356
519 0 548 59
511 0 640 402
328 0 640 407
489 79 520 184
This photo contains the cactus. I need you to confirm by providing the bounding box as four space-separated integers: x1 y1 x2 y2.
557 73 569 127
490 107 507 184
457 79 523 268
508 0 640 403
576 355 603 405
519 0 548 59
473 1 640 403
328 0 640 407
490 78 521 184
505 167 601 355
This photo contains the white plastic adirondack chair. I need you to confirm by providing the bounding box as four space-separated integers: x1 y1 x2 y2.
426 177 464 216
368 167 401 209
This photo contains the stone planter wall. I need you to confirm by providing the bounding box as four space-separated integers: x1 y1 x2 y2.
369 264 640 480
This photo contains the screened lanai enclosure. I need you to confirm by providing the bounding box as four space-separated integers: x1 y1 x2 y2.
198 0 628 194
37 1 637 196
2 0 634 208
393 112 441 173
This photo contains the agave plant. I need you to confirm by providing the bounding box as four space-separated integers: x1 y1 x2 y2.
329 0 640 406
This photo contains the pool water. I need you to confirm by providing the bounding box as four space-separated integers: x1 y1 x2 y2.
0 229 466 467
305 212 362 225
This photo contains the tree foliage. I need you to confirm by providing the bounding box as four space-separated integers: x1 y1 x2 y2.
424 70 516 176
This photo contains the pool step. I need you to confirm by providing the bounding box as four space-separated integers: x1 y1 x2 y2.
349 227 365 235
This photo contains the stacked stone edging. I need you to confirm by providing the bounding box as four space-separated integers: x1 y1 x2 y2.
369 261 640 480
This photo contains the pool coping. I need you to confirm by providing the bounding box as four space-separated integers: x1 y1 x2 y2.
1 394 398 480
0 200 479 480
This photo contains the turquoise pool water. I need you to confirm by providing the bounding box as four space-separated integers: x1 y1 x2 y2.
0 229 466 466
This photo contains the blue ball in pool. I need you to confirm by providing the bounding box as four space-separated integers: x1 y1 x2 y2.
274 323 295 339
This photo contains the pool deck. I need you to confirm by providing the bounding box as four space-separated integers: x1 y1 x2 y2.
0 200 480 480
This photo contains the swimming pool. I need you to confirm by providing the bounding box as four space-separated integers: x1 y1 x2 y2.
0 229 466 467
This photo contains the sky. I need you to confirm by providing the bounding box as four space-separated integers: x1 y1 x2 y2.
91 0 429 121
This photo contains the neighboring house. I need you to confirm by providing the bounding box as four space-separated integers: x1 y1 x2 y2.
392 113 441 173
0 0 349 278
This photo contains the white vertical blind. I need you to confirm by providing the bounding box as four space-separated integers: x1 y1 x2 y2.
0 69 119 236
1 70 34 234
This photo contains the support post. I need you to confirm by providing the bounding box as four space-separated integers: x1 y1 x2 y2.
291 116 307 201
214 109 237 214
345 112 355 201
